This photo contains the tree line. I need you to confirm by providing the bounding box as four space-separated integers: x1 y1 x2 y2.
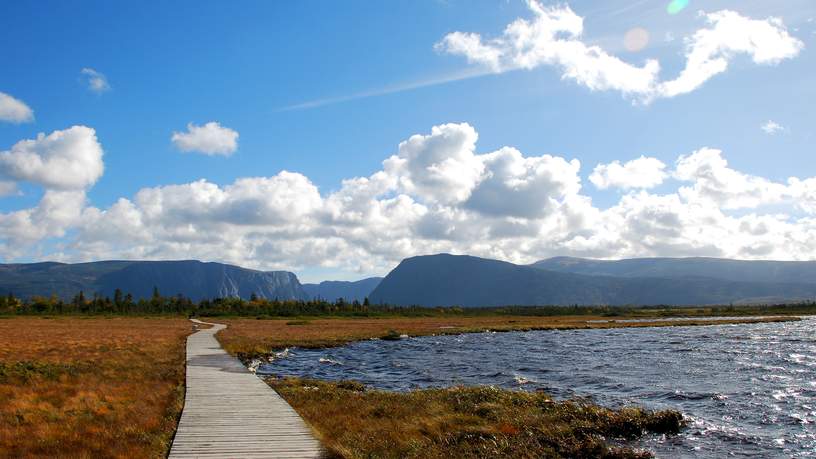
2 288 815 317
0 288 442 316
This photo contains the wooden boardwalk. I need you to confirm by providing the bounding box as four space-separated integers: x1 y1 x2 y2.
169 319 323 458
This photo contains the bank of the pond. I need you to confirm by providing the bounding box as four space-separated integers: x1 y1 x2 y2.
268 377 684 458
214 314 799 362
258 319 816 457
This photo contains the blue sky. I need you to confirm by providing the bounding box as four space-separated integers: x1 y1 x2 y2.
1 0 815 281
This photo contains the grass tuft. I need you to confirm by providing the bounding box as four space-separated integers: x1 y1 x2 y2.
268 377 685 459
0 317 190 458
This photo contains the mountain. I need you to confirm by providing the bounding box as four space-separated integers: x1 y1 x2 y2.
531 256 816 284
368 254 816 307
302 277 382 302
0 260 308 302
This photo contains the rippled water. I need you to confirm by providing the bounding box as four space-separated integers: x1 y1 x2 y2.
258 319 816 457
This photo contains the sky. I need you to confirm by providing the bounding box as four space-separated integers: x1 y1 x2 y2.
1 0 815 282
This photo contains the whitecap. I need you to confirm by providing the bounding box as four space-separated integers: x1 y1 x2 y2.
247 358 262 373
275 348 292 359
514 375 532 385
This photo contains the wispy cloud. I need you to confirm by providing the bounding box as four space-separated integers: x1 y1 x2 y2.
0 92 34 123
437 2 804 103
761 120 787 135
276 67 492 112
80 68 111 93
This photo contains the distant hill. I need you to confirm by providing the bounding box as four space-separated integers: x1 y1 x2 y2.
0 260 308 301
302 277 382 302
532 256 816 284
368 254 816 307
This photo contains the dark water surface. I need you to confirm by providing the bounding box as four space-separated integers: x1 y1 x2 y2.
258 319 816 457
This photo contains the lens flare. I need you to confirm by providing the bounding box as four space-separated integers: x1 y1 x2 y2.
623 28 650 52
667 0 689 15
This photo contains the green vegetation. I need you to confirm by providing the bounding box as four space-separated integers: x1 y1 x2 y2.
269 377 685 458
2 289 816 317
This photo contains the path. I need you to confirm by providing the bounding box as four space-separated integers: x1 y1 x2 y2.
169 319 323 458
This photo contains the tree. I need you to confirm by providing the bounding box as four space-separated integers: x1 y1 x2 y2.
73 291 86 308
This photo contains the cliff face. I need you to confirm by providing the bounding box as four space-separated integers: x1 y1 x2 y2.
0 260 308 301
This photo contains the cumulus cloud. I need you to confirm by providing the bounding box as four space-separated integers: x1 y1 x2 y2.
761 120 786 135
171 122 239 156
383 123 483 204
590 156 667 190
674 147 788 209
465 147 581 218
436 2 803 102
0 190 88 253
4 122 816 275
0 127 103 257
0 92 34 123
80 68 111 93
0 126 104 190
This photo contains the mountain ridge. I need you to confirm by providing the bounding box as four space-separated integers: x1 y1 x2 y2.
532 256 816 284
369 254 816 307
302 277 382 302
0 260 308 301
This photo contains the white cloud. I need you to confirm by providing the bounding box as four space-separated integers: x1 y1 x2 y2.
436 2 660 96
133 172 323 227
0 92 34 123
0 127 103 257
0 126 104 190
657 10 804 99
80 68 111 93
383 123 483 204
465 147 581 218
590 156 667 190
4 122 816 275
171 122 239 156
761 120 787 135
674 147 788 209
436 2 803 102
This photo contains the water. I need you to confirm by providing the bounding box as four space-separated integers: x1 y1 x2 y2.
258 319 816 457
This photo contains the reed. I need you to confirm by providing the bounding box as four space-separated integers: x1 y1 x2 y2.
0 317 191 458
269 377 684 458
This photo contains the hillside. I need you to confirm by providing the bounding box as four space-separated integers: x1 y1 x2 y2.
532 256 816 284
302 277 382 302
369 254 816 307
0 260 308 301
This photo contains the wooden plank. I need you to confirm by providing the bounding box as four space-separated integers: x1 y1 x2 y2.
169 319 323 458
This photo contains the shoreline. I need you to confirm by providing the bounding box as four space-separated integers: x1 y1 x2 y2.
213 314 802 363
222 315 804 458
266 376 686 458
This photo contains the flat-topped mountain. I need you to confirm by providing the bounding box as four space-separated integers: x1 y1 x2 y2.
368 254 816 307
0 260 308 301
532 256 816 284
302 277 382 302
6 255 816 306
